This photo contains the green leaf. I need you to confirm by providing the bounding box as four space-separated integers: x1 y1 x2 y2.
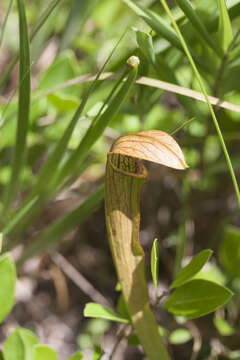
87 318 110 335
174 0 222 56
169 328 192 345
117 294 130 321
47 93 79 111
39 51 78 94
136 30 156 68
127 334 140 347
136 30 200 117
0 0 13 47
0 253 16 323
214 315 235 336
56 59 138 187
124 0 212 73
151 239 159 290
84 303 129 323
123 0 182 51
163 279 233 319
3 328 39 360
0 0 61 91
68 352 84 360
219 225 240 278
3 196 38 237
33 345 58 360
27 35 125 204
4 0 31 212
194 263 226 285
170 249 213 289
18 185 104 264
59 0 98 52
160 0 240 207
217 0 233 52
92 345 103 360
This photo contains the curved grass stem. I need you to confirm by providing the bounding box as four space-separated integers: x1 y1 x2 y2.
160 0 240 207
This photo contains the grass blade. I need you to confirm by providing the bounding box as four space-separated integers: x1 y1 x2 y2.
160 0 240 206
54 57 139 188
0 0 13 47
18 185 104 266
123 0 210 73
136 30 176 83
4 35 128 240
59 0 99 52
29 0 61 42
30 32 126 197
3 0 31 212
174 0 222 56
0 0 61 90
123 0 181 51
136 30 200 117
3 196 38 239
217 0 233 52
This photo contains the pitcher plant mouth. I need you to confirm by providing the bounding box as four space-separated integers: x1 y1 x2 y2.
107 153 148 179
105 130 188 360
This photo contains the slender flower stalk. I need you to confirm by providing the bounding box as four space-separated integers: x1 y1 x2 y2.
105 130 188 360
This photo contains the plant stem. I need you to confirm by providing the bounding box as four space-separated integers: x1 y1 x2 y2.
109 324 130 360
105 153 170 360
213 53 228 97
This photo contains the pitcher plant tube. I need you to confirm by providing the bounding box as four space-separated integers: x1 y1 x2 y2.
105 130 188 360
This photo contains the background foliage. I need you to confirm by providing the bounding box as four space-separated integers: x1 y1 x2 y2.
0 0 240 359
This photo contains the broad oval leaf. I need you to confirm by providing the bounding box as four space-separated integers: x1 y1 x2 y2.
69 352 84 360
169 328 192 345
163 279 232 319
0 253 16 323
170 249 213 289
194 263 226 285
110 130 188 170
151 238 159 290
33 345 57 360
3 328 38 360
84 302 129 323
48 93 79 111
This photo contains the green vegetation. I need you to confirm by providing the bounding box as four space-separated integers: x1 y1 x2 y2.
0 0 240 359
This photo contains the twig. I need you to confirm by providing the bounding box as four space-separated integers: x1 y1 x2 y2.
109 324 131 360
49 263 69 311
34 73 240 113
50 252 111 307
186 322 202 360
153 290 170 310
